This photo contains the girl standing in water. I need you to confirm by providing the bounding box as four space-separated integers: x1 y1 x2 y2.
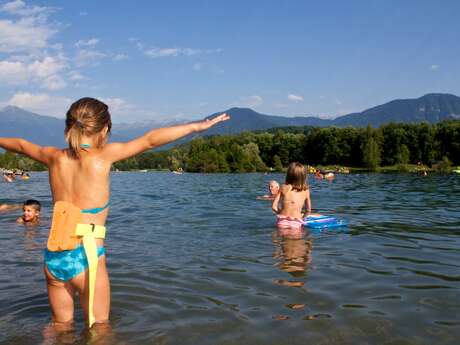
272 162 311 229
0 97 229 329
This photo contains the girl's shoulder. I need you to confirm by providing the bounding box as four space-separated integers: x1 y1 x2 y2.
283 183 309 193
49 148 71 160
280 184 296 195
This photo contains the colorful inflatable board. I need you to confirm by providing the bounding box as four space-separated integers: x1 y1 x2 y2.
303 214 348 229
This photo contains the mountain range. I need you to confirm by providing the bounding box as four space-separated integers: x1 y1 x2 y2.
1 93 459 147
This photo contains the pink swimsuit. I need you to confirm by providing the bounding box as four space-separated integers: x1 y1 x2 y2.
276 215 304 229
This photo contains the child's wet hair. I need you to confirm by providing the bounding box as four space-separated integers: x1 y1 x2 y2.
65 97 112 157
285 162 308 191
23 199 41 211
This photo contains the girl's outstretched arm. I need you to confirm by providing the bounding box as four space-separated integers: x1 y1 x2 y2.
105 113 230 163
0 138 57 166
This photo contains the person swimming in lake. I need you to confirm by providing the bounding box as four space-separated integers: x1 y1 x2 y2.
20 171 30 180
3 172 15 183
324 171 335 180
0 203 20 212
272 162 311 229
257 180 280 200
16 199 41 225
0 97 229 331
314 169 323 179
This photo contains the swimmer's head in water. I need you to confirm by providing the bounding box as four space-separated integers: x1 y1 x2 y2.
285 162 308 192
22 199 41 222
268 180 280 195
65 97 112 157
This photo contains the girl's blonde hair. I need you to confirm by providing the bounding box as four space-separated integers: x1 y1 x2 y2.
285 162 308 191
64 97 112 157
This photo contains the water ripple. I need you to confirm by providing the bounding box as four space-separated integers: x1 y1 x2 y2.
1 172 460 344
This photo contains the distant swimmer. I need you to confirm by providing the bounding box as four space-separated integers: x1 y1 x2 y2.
314 170 323 179
20 171 30 180
257 180 280 200
324 172 335 180
3 172 15 183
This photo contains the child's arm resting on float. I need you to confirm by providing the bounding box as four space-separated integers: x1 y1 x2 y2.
304 189 312 216
272 192 281 214
0 138 56 166
105 113 230 163
0 204 21 212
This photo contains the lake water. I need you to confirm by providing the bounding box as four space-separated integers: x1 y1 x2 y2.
0 172 459 345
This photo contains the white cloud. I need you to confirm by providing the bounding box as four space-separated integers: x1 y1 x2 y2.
134 39 221 59
0 0 50 17
1 0 25 13
75 49 106 67
75 38 99 48
28 56 66 78
144 47 181 58
232 95 263 108
430 64 439 70
0 2 114 93
68 70 85 81
287 94 303 102
0 0 58 54
0 55 67 90
182 48 202 56
97 97 136 116
41 74 66 90
7 92 71 116
0 60 28 82
0 17 57 53
143 47 218 58
113 53 128 61
0 2 66 90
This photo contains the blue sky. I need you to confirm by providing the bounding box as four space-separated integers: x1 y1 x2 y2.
0 0 459 122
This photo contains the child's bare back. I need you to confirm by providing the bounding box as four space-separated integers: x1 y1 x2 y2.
276 184 310 219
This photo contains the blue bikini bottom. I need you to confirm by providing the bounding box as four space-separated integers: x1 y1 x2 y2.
44 245 106 281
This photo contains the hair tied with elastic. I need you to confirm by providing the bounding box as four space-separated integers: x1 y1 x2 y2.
74 120 84 129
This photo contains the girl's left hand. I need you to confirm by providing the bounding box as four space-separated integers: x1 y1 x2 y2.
194 113 230 132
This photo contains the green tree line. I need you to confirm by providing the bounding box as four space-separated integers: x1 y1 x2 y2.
112 120 459 173
0 151 46 171
1 121 459 173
